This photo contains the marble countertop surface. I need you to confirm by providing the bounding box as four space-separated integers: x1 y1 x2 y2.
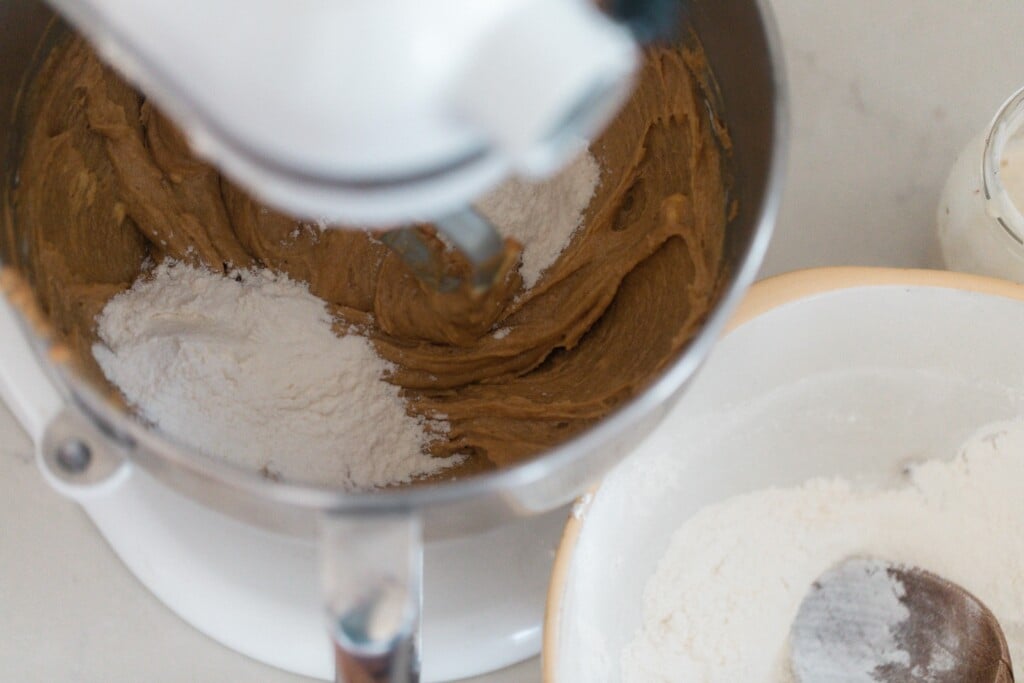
5 1 1024 681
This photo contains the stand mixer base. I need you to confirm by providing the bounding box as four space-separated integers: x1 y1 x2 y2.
78 467 566 681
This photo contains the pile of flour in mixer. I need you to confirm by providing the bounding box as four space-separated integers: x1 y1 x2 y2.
92 154 599 490
94 261 457 490
622 419 1024 682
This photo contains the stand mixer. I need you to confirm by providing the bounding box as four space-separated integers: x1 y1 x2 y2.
0 0 786 681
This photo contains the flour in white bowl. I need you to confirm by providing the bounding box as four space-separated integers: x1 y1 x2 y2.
93 260 458 490
622 419 1024 682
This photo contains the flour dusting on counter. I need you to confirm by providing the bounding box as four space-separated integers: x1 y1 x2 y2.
622 420 1024 682
93 261 459 490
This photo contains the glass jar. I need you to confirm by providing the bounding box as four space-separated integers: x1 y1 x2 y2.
938 86 1024 281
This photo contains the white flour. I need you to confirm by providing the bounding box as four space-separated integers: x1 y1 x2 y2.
622 420 1024 682
477 149 600 289
94 261 458 490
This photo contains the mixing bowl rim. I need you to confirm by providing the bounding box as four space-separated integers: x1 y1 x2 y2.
539 265 1024 682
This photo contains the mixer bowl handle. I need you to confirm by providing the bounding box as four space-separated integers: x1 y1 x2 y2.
320 511 423 683
0 275 131 500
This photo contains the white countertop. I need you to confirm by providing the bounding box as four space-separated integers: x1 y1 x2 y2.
5 1 1024 681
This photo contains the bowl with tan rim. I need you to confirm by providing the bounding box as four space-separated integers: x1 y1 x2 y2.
543 267 1024 682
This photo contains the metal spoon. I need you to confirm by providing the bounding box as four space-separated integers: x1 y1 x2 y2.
790 557 1013 683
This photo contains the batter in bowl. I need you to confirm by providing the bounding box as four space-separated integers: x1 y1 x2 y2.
8 34 728 484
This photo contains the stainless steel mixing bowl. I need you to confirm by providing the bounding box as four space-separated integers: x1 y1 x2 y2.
0 0 786 532
0 1 786 679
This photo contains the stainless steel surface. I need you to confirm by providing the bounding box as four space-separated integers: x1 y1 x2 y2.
0 0 786 535
378 229 463 293
380 209 506 293
54 439 89 472
607 0 682 44
39 404 127 488
335 636 419 683
322 513 422 683
435 209 506 290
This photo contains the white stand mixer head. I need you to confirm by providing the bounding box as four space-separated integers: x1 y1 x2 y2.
46 0 639 225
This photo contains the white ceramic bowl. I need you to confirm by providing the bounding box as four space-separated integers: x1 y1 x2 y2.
544 267 1024 682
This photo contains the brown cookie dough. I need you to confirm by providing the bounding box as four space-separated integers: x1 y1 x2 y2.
9 34 727 478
